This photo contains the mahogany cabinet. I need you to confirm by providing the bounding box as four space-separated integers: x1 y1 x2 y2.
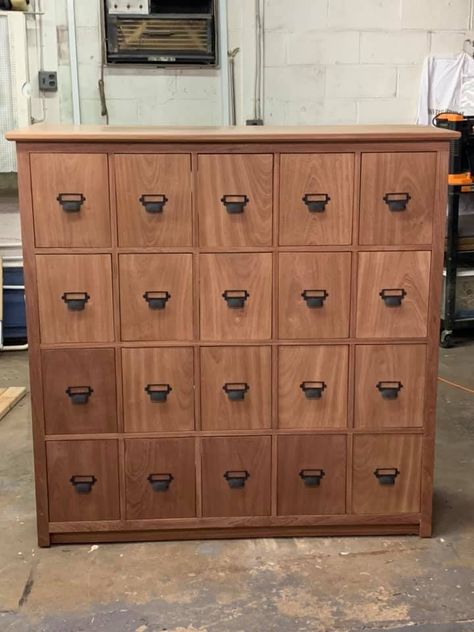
6 124 456 545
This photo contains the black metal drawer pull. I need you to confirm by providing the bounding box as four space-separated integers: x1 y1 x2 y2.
302 193 331 213
148 473 173 492
222 289 249 309
224 470 250 489
221 194 249 214
139 194 168 214
374 468 400 486
383 192 411 212
301 289 328 308
299 468 325 487
66 385 93 405
70 475 96 494
223 382 250 401
379 288 406 307
145 383 172 403
376 381 403 400
57 193 86 213
143 290 171 310
61 292 90 311
300 381 326 399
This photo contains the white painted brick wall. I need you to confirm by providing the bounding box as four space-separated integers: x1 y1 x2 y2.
25 0 474 127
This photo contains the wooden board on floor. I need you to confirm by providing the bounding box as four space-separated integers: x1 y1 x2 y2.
0 387 27 421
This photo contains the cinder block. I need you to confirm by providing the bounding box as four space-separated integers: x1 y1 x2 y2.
78 64 101 100
80 98 103 124
106 98 139 125
101 73 177 100
74 0 100 28
401 0 470 30
326 65 397 98
265 0 328 32
430 31 470 56
357 97 418 123
397 65 423 98
328 0 401 30
138 97 220 125
288 31 359 65
265 65 325 101
264 98 289 124
175 71 220 99
265 31 288 67
289 99 359 124
76 27 101 66
361 31 429 65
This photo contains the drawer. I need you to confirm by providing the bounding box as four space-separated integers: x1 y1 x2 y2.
200 346 271 431
278 345 348 429
125 438 196 519
352 434 422 514
119 254 193 341
36 254 114 344
356 251 431 339
359 152 437 245
42 348 117 435
200 253 272 341
115 154 192 247
46 440 120 522
279 153 354 245
355 344 426 429
277 435 346 515
197 154 273 247
278 252 351 339
201 436 271 517
122 347 194 432
30 153 111 248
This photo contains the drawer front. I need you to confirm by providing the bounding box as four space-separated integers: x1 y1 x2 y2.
279 153 354 245
119 254 193 341
278 252 351 339
125 438 196 519
356 251 431 339
359 152 437 245
201 436 271 517
197 154 273 247
352 434 422 514
42 348 117 435
200 253 272 341
115 154 192 247
47 440 120 522
30 153 111 248
200 346 271 431
355 344 426 429
277 435 346 515
278 345 348 429
122 347 194 432
36 254 114 344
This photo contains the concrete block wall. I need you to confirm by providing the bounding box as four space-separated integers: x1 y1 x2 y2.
25 0 474 126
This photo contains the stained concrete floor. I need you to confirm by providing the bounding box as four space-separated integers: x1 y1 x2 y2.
0 345 472 632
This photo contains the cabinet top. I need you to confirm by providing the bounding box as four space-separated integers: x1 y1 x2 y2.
6 124 459 143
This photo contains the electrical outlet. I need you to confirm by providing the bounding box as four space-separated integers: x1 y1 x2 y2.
38 71 58 92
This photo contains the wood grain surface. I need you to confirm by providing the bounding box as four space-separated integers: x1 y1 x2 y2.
279 153 354 245
115 153 192 247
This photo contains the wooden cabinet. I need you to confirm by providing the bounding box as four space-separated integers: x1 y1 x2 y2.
8 124 453 544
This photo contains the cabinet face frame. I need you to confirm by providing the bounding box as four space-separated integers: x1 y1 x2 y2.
13 136 450 545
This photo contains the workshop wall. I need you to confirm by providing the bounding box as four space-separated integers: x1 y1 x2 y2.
29 0 474 126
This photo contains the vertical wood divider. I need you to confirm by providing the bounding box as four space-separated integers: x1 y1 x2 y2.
271 152 280 516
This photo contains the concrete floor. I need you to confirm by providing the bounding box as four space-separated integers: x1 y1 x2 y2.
0 345 472 632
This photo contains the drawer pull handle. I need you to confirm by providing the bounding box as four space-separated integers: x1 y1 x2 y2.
379 288 406 307
222 289 249 309
145 383 172 403
61 292 90 311
139 194 168 214
224 470 250 489
66 385 93 405
302 193 331 213
57 193 86 213
221 194 249 214
300 381 326 399
376 381 403 399
383 192 411 212
148 473 173 492
70 475 97 494
301 289 328 308
374 468 400 486
223 382 250 401
299 468 325 487
143 290 171 310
